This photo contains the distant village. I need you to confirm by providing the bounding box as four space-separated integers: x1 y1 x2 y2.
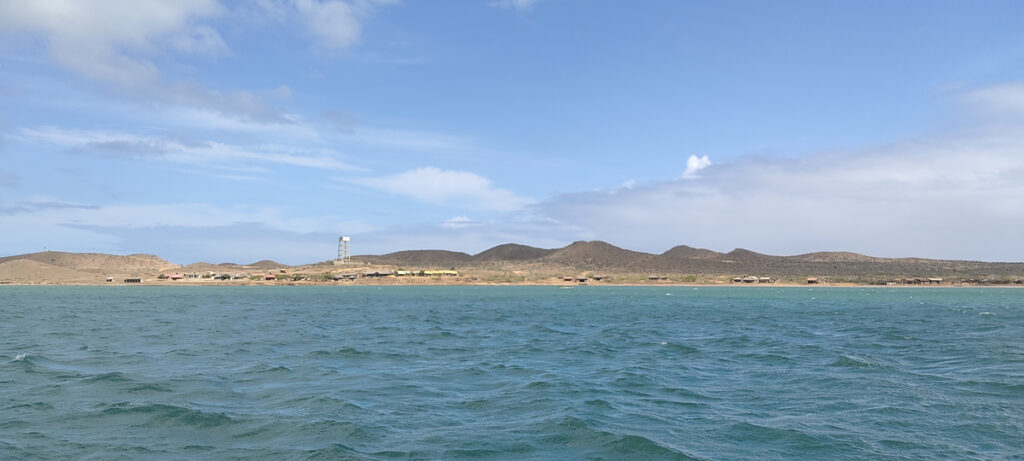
97 270 1024 286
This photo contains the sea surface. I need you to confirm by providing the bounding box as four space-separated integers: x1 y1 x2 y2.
1 286 1022 460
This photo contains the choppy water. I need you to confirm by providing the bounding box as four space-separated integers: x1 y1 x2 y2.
1 286 1022 460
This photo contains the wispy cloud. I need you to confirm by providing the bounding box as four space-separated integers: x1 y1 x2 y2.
441 215 476 229
18 126 364 172
0 0 226 86
348 166 533 212
0 199 375 263
0 198 98 216
0 0 395 122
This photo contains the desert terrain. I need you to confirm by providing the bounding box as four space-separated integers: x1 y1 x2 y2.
2 242 1023 287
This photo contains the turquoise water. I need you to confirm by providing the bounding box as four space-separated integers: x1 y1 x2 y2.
1 286 1022 460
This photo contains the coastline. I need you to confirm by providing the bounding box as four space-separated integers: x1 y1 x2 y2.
3 279 1019 288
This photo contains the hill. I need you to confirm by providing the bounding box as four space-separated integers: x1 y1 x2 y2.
354 249 473 267
3 243 1024 284
0 259 102 283
0 251 175 273
661 245 722 259
473 243 556 261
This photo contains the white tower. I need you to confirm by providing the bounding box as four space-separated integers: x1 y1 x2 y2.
336 236 351 264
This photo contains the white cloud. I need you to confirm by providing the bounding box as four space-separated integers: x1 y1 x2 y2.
490 0 541 11
442 216 475 229
295 0 361 50
0 199 375 264
18 126 363 172
525 83 1024 261
349 167 533 212
682 154 711 179
0 0 224 87
960 82 1024 117
0 0 394 122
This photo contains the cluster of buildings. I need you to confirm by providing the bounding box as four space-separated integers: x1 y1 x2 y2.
731 276 777 283
358 270 460 278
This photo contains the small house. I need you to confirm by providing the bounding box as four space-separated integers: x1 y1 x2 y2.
807 277 819 284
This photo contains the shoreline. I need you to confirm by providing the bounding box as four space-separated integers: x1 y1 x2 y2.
3 280 1020 288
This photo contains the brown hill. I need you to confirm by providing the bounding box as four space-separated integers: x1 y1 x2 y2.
722 248 774 262
789 251 892 263
0 251 174 273
473 243 556 261
541 241 657 270
354 250 473 267
661 245 722 259
0 259 103 283
245 260 290 270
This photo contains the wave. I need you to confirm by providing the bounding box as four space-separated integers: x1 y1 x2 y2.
302 443 393 460
658 342 701 355
100 402 236 429
242 363 292 375
308 347 372 358
725 421 829 450
540 416 701 460
82 371 131 383
125 382 174 393
10 353 45 363
830 355 894 370
298 419 378 443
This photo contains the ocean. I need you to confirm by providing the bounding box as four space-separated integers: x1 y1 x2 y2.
1 286 1021 460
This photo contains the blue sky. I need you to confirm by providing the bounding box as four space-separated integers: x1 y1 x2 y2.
3 0 1024 264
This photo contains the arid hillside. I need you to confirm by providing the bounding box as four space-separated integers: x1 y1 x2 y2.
3 243 1024 284
354 241 1024 281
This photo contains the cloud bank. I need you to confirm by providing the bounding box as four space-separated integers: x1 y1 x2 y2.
530 115 1024 261
350 167 533 212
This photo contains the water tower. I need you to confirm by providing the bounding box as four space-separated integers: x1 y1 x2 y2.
336 236 351 264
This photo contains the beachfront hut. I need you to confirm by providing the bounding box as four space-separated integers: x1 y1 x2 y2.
124 278 142 283
807 277 819 284
927 278 943 284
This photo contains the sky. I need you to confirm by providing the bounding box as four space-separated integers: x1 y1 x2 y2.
2 0 1024 264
